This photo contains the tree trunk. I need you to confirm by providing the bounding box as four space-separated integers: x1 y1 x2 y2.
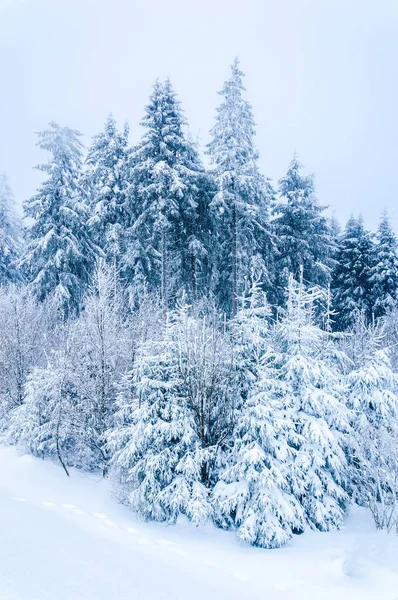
161 228 168 317
56 409 70 477
231 202 238 317
191 254 197 302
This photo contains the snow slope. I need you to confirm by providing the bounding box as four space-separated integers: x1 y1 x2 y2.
0 447 397 600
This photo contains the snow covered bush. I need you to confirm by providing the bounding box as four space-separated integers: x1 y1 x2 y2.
68 260 130 473
345 315 398 530
8 345 78 476
363 419 398 533
0 286 53 427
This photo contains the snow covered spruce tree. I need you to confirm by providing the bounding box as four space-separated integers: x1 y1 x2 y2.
124 79 211 309
20 122 100 316
207 58 274 316
271 276 350 531
85 114 129 268
213 278 306 548
109 300 237 525
0 173 22 284
272 156 335 306
332 215 374 330
370 211 398 319
110 307 211 523
345 314 398 528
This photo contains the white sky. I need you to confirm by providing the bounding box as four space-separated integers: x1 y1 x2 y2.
1 0 397 230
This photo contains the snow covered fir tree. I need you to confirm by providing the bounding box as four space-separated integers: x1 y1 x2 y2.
19 122 101 316
272 155 336 305
207 58 274 315
2 59 398 549
84 113 129 270
370 211 398 319
331 215 375 330
124 79 211 309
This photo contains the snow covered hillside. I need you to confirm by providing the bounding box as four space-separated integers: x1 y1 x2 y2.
1 447 397 600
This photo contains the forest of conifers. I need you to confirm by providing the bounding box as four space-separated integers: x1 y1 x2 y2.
0 59 397 548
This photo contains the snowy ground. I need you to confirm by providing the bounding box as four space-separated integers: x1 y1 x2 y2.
0 448 397 600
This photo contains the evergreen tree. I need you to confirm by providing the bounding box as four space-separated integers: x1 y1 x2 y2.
329 213 341 241
207 58 274 316
109 305 213 525
85 114 129 267
20 122 99 315
332 215 374 330
124 80 210 308
0 173 22 284
370 211 398 319
271 276 350 531
213 280 305 548
272 156 335 305
345 317 398 524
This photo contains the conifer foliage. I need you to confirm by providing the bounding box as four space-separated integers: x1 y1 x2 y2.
370 211 398 319
20 122 99 315
272 277 350 531
110 297 238 525
208 59 273 315
110 304 216 525
2 61 398 550
332 215 374 329
85 113 129 264
213 280 305 548
345 315 398 529
125 79 210 307
272 156 335 305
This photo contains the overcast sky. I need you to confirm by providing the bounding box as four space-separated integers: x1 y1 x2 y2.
0 0 397 230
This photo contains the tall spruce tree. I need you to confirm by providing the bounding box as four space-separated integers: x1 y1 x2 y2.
124 79 210 309
207 58 274 316
370 211 398 319
332 215 374 330
0 173 22 284
85 114 129 267
20 123 99 315
272 156 335 306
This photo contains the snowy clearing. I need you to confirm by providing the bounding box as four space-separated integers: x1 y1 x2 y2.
0 447 397 600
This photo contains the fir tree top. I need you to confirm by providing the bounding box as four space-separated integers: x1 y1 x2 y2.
208 58 259 176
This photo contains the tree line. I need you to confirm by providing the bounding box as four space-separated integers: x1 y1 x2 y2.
1 59 397 323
